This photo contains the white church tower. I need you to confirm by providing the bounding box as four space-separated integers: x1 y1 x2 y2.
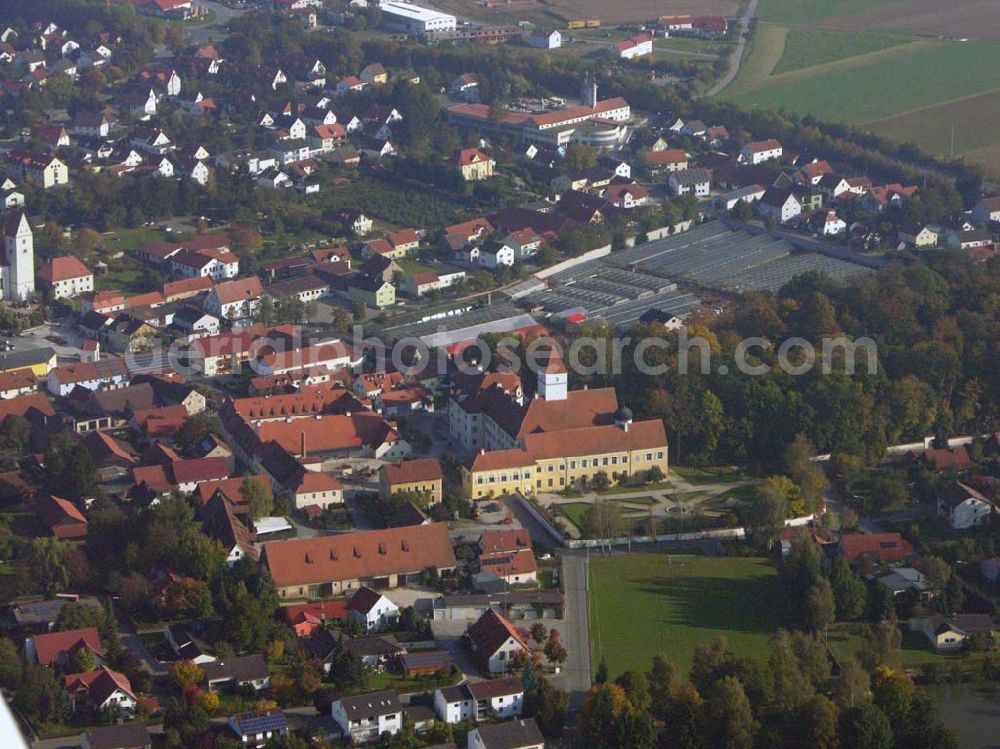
1 210 35 302
537 351 568 401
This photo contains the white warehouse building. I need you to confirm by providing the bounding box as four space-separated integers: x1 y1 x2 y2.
379 1 456 34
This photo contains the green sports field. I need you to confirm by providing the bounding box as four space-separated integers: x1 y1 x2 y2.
588 554 788 678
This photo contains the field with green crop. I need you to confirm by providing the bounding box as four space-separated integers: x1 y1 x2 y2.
771 28 912 74
722 23 1000 174
755 0 908 25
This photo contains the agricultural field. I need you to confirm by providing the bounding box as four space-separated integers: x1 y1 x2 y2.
771 27 911 74
723 13 1000 176
588 554 787 677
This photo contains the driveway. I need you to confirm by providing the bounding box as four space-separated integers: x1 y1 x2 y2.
430 619 483 682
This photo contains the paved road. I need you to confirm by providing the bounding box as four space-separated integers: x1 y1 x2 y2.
184 0 246 46
706 0 759 97
557 554 592 709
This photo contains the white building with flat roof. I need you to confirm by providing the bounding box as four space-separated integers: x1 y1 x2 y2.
379 1 456 33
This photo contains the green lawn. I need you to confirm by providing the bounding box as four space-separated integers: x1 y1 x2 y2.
554 502 591 531
671 466 744 485
772 28 913 74
589 554 788 678
609 496 657 506
756 0 909 25
599 480 673 496
726 40 1000 124
396 258 434 275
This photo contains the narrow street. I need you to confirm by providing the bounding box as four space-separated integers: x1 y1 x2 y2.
705 0 759 97
556 554 592 710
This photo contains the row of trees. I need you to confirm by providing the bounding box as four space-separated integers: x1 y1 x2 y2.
580 630 957 749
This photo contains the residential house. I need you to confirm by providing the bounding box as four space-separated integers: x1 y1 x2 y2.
36 494 88 540
81 723 151 749
876 568 929 598
668 169 710 197
25 626 104 668
8 151 68 189
938 481 994 530
203 654 270 692
604 182 649 208
282 600 348 637
348 587 400 633
467 719 545 749
911 614 995 652
164 621 215 664
455 148 495 181
644 148 688 175
529 29 561 49
360 63 388 85
481 242 516 269
716 184 766 211
63 666 136 717
331 690 403 743
348 276 395 309
204 277 263 322
466 608 531 674
814 210 846 236
860 183 918 213
970 196 1000 226
228 711 288 749
501 229 542 260
379 458 443 503
36 256 94 299
479 548 537 585
839 533 913 568
758 186 801 224
898 223 939 249
739 139 783 164
434 676 524 723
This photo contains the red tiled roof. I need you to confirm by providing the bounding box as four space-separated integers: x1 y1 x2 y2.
479 528 531 553
467 608 529 657
163 275 214 299
840 533 913 565
64 666 134 707
36 495 87 539
195 475 268 505
170 457 229 484
382 458 442 486
522 419 668 460
37 256 92 283
212 276 263 305
30 626 103 666
262 523 456 588
644 149 687 166
256 412 397 455
480 548 537 578
282 599 349 629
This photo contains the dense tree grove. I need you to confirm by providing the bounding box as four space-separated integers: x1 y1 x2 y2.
548 255 1000 476
579 637 957 749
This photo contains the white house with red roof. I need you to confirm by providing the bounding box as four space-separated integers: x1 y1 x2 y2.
613 33 653 59
466 608 531 674
64 666 136 716
739 139 783 165
36 256 93 299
